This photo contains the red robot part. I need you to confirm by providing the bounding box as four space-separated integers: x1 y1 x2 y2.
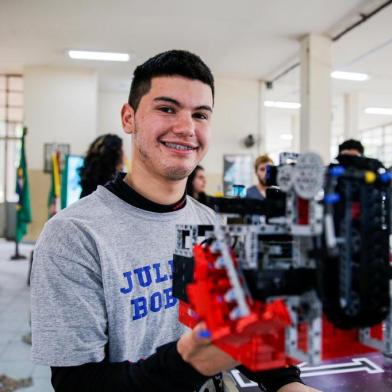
179 243 295 371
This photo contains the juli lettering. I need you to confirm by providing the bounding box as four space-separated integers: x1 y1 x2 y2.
119 260 177 320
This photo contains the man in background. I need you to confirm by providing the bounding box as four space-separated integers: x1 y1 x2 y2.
338 139 364 157
246 154 274 200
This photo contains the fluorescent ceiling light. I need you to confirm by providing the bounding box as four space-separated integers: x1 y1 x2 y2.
280 134 293 140
364 107 392 115
331 71 369 81
68 50 130 62
264 101 301 109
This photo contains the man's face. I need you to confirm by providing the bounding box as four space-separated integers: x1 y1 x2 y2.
340 149 361 157
256 162 272 185
122 76 213 181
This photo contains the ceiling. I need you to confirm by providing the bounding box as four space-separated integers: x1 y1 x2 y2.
1 0 392 130
1 1 389 83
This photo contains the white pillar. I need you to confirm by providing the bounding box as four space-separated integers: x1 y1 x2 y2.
257 80 267 154
343 93 359 140
300 34 332 163
291 113 300 153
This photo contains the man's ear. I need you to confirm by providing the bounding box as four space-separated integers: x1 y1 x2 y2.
121 103 135 135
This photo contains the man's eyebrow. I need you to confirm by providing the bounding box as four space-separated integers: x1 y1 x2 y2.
153 96 213 112
154 96 180 106
196 105 213 113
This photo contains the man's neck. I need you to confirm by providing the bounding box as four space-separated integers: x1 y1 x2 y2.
256 182 267 197
124 164 186 205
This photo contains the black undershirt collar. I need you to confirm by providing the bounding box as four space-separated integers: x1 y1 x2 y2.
104 172 187 213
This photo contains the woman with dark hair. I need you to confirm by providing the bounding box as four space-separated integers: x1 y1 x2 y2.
79 134 123 198
186 165 209 205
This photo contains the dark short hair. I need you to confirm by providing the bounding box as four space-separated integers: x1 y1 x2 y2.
128 50 214 111
338 139 364 155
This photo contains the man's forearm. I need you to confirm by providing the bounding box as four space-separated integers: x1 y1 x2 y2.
238 365 304 392
51 342 209 392
277 382 322 392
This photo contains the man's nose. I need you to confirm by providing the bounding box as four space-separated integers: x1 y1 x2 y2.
172 112 195 136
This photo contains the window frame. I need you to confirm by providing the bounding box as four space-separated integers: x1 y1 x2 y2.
0 74 24 203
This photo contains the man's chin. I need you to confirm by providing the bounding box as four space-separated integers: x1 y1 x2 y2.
164 166 193 181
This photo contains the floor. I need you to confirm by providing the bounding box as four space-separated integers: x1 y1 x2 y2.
0 239 54 392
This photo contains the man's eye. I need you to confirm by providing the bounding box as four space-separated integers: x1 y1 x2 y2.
159 106 175 113
193 112 208 120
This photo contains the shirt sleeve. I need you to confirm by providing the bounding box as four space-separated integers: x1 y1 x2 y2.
51 342 209 392
31 217 108 366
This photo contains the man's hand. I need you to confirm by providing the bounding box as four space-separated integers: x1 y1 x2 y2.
277 382 322 392
177 322 239 376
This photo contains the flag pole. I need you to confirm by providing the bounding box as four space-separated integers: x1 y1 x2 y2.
10 126 31 261
10 241 27 260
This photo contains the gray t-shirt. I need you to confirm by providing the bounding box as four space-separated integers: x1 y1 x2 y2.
31 186 215 366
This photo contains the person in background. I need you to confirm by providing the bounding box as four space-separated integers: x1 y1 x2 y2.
337 139 364 157
337 138 386 171
79 133 124 198
246 154 274 200
186 165 209 205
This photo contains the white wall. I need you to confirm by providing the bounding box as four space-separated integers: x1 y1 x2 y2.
97 90 131 167
203 78 261 193
97 90 127 135
24 66 98 170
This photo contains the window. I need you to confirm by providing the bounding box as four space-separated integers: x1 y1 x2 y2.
360 123 392 168
0 75 24 203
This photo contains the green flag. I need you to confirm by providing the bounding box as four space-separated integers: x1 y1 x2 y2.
15 127 32 243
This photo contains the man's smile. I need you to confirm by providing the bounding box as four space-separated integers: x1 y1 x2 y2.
160 141 198 153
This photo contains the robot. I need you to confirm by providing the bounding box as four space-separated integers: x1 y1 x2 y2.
173 152 392 371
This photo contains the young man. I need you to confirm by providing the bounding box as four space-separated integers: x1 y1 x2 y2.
31 50 318 392
246 154 274 200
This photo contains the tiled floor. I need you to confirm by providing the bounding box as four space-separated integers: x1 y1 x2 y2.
0 239 54 392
